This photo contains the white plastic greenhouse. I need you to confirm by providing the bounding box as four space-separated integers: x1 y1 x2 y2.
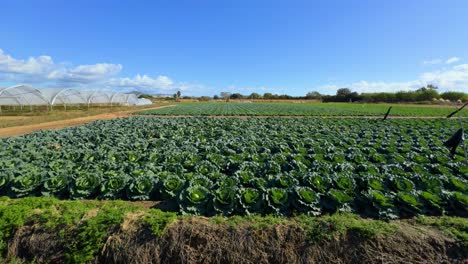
0 85 152 111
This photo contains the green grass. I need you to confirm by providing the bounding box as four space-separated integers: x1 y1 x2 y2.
210 213 398 241
415 215 468 246
0 197 466 263
138 102 467 117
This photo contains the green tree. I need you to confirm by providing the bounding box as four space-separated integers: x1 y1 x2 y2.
305 91 322 99
336 88 352 97
248 93 261 99
230 93 244 99
441 91 467 101
199 96 211 101
415 89 439 101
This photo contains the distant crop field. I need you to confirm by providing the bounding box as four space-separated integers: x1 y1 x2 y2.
1 117 466 219
138 102 467 117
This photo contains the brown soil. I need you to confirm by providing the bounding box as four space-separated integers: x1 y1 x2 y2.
0 116 33 121
0 105 175 138
7 218 467 264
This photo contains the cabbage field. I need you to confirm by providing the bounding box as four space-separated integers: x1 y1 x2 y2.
139 102 468 117
0 117 467 219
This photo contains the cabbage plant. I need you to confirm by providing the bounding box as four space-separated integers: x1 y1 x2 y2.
179 185 211 215
160 175 185 199
292 186 321 215
213 186 237 216
238 187 264 215
70 173 101 199
266 187 289 214
127 175 155 200
41 172 69 198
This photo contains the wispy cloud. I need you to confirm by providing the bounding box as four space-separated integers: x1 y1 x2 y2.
423 56 462 66
423 58 443 65
317 63 468 94
446 57 460 64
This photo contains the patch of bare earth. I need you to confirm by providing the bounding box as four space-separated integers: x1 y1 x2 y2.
7 218 467 264
0 105 175 138
0 116 33 121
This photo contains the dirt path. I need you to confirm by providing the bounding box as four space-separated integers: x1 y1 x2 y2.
0 105 175 138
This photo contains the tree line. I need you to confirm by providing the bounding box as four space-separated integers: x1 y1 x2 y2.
147 84 467 103
209 85 466 103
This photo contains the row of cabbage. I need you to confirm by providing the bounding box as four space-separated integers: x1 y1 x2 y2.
0 117 466 219
138 102 468 117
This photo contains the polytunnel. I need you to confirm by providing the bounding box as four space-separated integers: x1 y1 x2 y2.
135 98 153 105
0 85 50 108
0 85 153 111
41 88 88 109
80 90 112 105
110 93 139 106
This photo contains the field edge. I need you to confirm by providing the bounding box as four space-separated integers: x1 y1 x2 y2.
1 197 467 264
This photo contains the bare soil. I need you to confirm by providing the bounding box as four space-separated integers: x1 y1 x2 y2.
0 105 175 138
0 116 33 121
7 217 468 264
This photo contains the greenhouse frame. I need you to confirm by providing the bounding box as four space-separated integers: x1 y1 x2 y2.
0 85 152 110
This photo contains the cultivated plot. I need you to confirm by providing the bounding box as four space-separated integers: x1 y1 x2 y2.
138 102 468 117
1 117 466 219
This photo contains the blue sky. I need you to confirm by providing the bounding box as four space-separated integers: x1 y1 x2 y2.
1 0 468 96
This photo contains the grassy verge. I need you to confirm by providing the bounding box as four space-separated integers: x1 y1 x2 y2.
0 104 169 128
0 197 466 263
415 215 468 246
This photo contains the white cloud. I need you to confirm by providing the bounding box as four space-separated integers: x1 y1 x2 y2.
0 49 56 76
107 75 206 94
0 49 203 94
108 75 174 90
1 48 466 96
420 63 468 90
423 59 442 65
446 57 460 64
317 80 424 95
423 57 462 65
0 49 122 86
48 63 122 85
318 63 468 94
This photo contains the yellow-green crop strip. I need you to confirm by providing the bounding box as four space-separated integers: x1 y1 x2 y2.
138 102 468 116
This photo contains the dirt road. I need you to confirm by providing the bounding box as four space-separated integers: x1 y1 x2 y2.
0 105 174 138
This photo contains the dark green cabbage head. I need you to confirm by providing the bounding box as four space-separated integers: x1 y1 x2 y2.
126 175 155 200
179 185 211 215
213 186 237 216
161 174 186 199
